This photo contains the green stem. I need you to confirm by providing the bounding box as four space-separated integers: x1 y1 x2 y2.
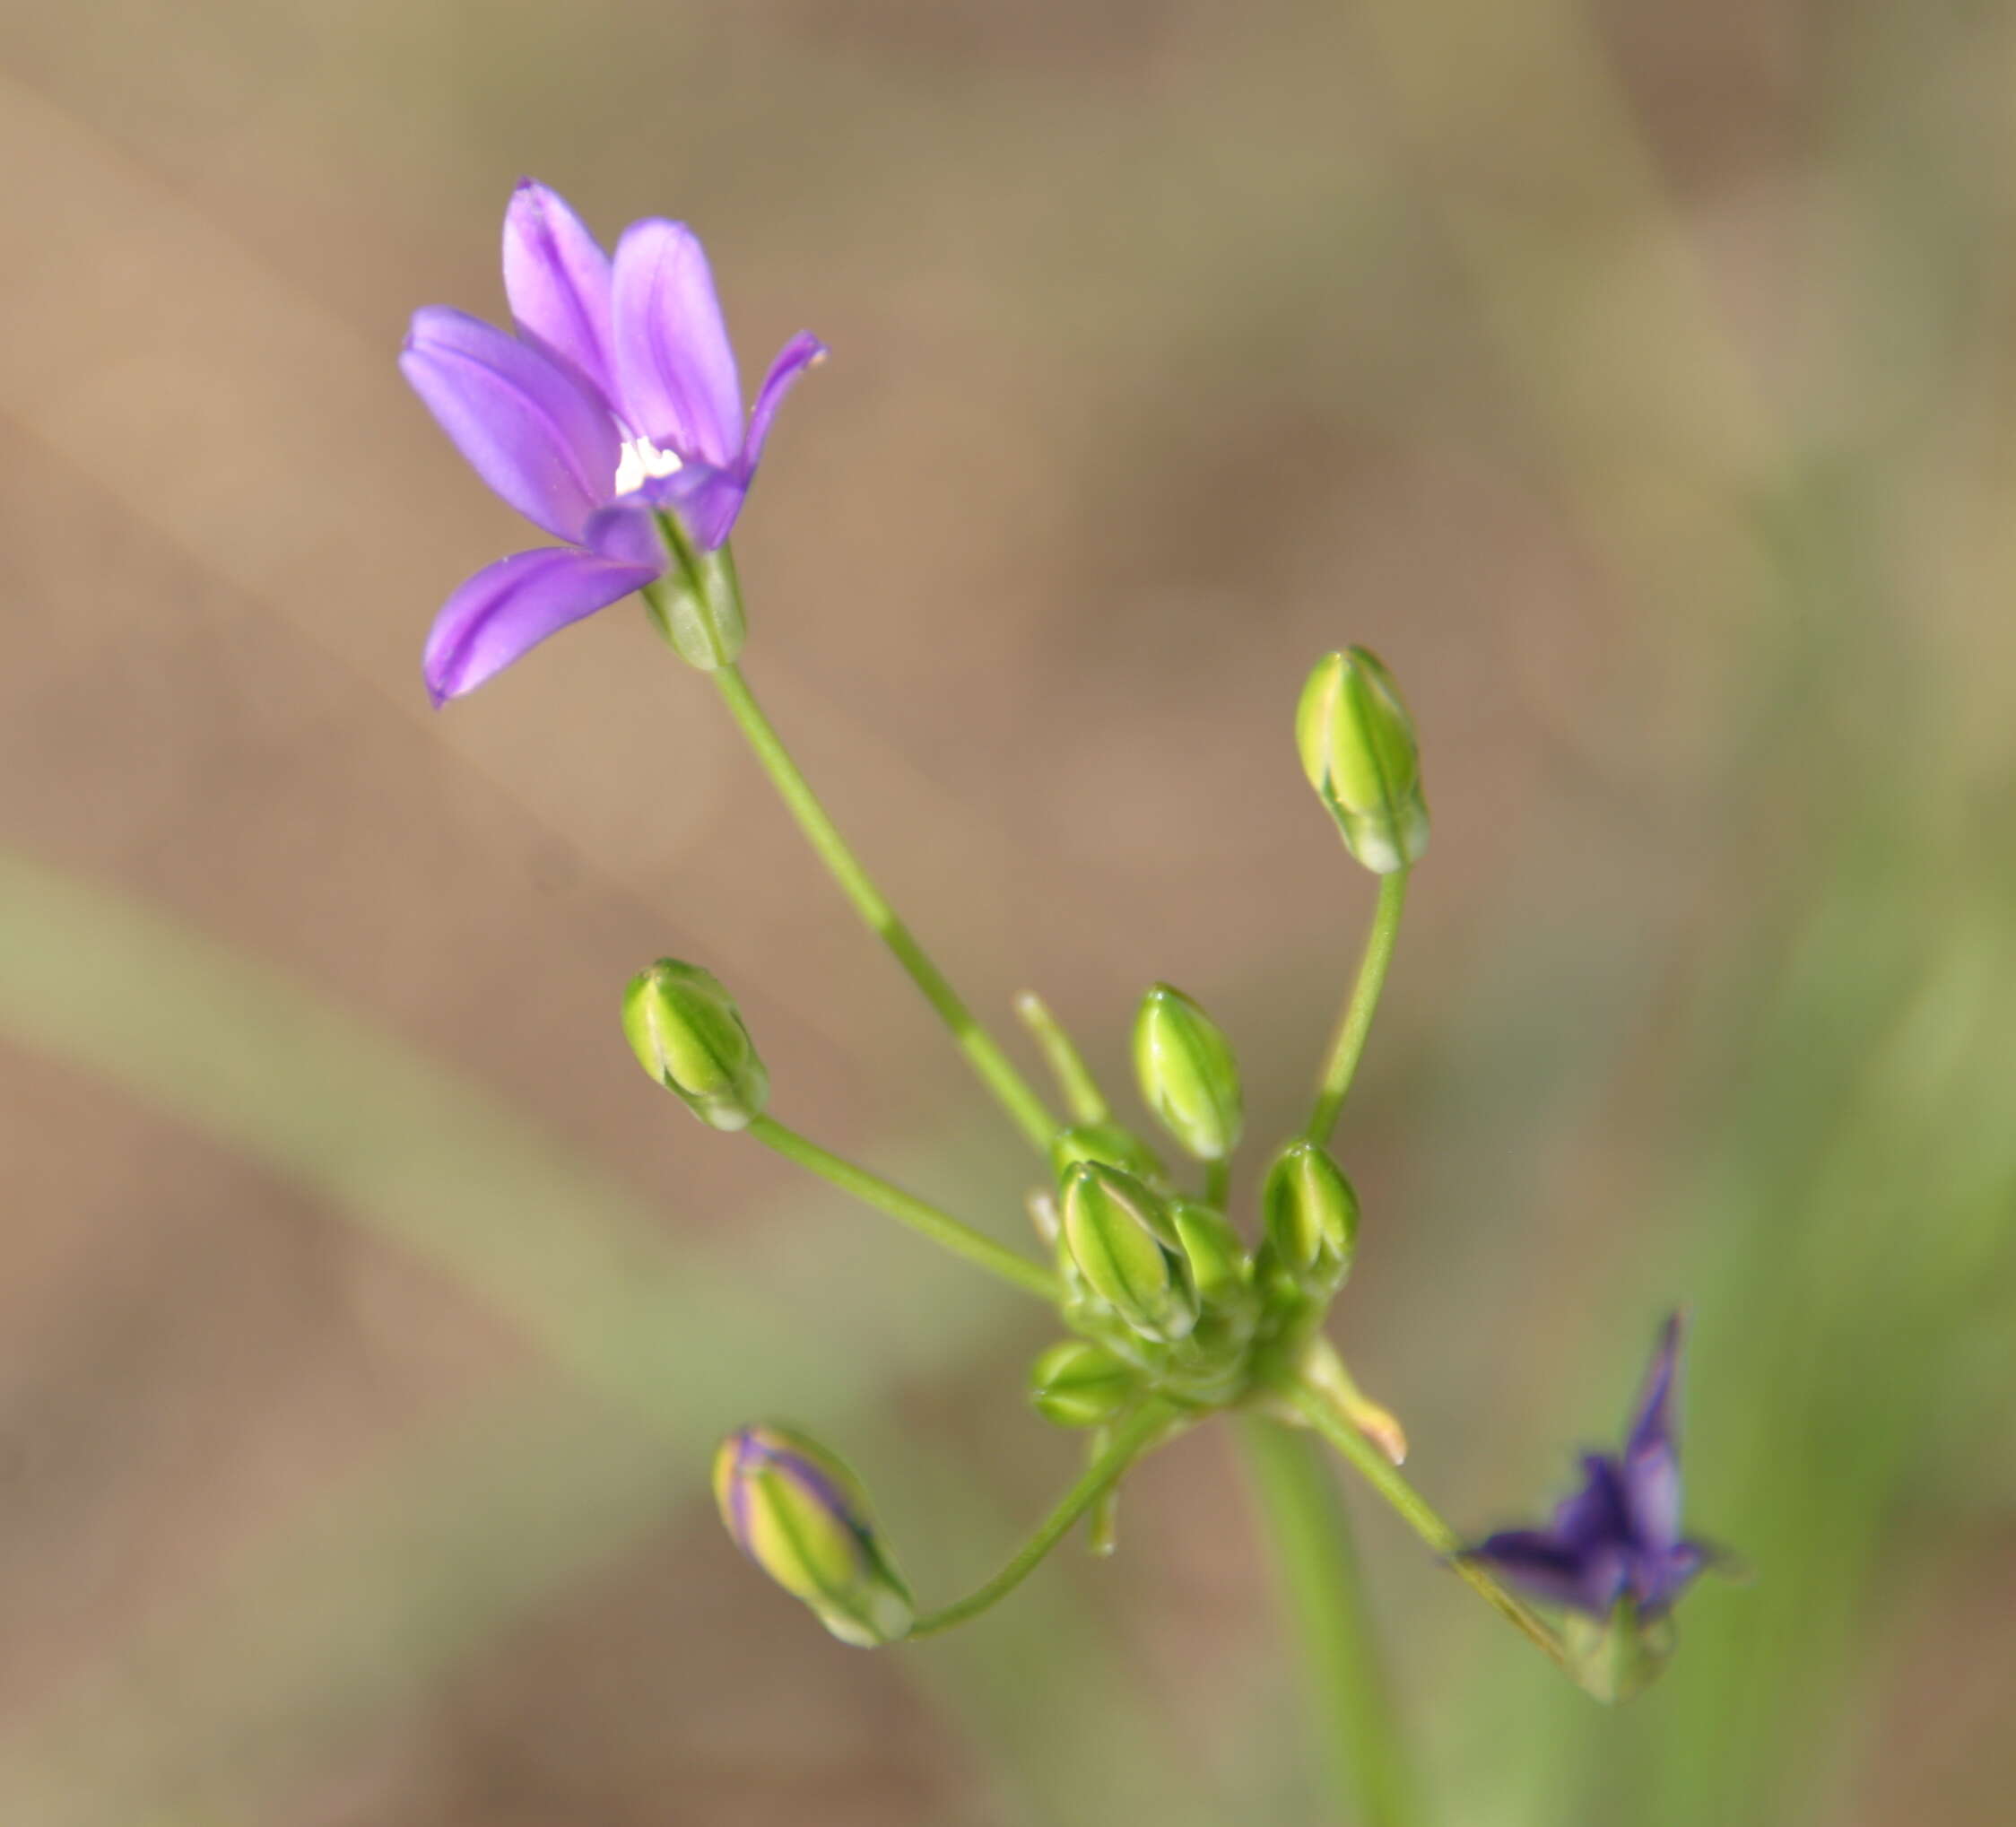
1288 1380 1573 1676
746 1115 1058 1302
1237 1417 1421 1827
1306 871 1410 1144
711 663 1056 1153
1013 991 1113 1124
909 1404 1181 1638
1204 1157 1231 1209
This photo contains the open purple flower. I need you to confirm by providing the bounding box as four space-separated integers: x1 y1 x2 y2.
401 180 825 703
1465 1314 1708 1617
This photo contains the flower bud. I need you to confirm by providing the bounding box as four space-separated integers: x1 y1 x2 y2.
1060 1161 1197 1342
1295 648 1429 874
622 959 769 1131
1049 1121 1166 1194
713 1424 913 1648
1168 1198 1250 1309
1132 984 1243 1162
1261 1141 1360 1291
1029 1338 1139 1428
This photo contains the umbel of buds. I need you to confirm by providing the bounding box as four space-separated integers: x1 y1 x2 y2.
1296 648 1429 874
1060 1161 1198 1344
622 960 769 1131
1133 984 1243 1162
713 1425 914 1647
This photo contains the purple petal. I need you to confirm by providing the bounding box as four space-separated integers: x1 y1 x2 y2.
612 219 743 468
1622 1313 1685 1550
401 307 621 542
503 179 618 409
582 498 668 569
1629 1540 1709 1615
1470 1530 1629 1615
422 545 661 704
743 332 827 472
643 461 750 553
1551 1453 1631 1552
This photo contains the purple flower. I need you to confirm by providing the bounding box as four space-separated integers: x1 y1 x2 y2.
401 180 825 704
1466 1314 1709 1617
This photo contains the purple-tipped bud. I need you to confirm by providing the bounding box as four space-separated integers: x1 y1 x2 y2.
713 1424 912 1648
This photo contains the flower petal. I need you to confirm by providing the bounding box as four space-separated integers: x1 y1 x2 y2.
402 307 621 542
743 331 827 472
1622 1313 1685 1550
582 498 668 570
1551 1453 1631 1552
643 461 749 553
1469 1531 1629 1615
422 545 660 704
1629 1540 1708 1616
612 219 743 468
503 179 618 408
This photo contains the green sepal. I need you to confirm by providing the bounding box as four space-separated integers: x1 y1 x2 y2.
1133 984 1244 1162
1259 1141 1359 1293
1295 647 1429 874
1060 1161 1197 1343
1563 1600 1677 1704
621 959 769 1131
1050 1122 1168 1200
1168 1197 1251 1309
642 515 746 670
1029 1338 1141 1428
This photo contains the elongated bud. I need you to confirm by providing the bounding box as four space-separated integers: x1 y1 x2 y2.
622 960 769 1131
1261 1141 1360 1291
1029 1338 1140 1428
1168 1198 1250 1309
1296 648 1429 874
1050 1121 1166 1194
1133 985 1244 1161
713 1425 913 1648
1061 1161 1197 1342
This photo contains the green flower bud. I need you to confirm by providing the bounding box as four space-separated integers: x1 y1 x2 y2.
1563 1601 1677 1704
1168 1197 1250 1309
1049 1121 1166 1194
1296 648 1429 874
1060 1161 1198 1342
1132 984 1244 1162
713 1424 913 1648
622 959 769 1131
1261 1141 1360 1291
1029 1338 1140 1428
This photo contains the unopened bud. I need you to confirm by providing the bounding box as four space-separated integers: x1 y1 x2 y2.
1296 648 1429 874
1029 1338 1139 1428
1133 985 1243 1161
1061 1161 1197 1342
1261 1141 1360 1291
622 960 769 1131
1168 1198 1250 1309
1050 1122 1166 1195
713 1425 913 1648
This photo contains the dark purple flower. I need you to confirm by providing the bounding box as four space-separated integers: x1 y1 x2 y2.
401 180 825 703
1466 1314 1708 1617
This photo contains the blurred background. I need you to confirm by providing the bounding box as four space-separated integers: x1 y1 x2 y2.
1 1 2013 1822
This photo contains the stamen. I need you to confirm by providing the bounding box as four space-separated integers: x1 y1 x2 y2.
614 436 682 496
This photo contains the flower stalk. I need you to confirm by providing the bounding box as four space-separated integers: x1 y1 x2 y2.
711 662 1058 1153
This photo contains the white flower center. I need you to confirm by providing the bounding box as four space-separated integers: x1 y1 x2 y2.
614 435 682 497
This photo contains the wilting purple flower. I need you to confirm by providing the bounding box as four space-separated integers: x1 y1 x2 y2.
401 180 825 703
1466 1314 1709 1617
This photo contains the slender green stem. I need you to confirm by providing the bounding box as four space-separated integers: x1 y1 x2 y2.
1204 1157 1231 1209
1288 1380 1573 1675
746 1115 1058 1302
1306 871 1410 1144
1013 991 1113 1124
908 1404 1181 1637
711 663 1056 1152
1237 1417 1421 1827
